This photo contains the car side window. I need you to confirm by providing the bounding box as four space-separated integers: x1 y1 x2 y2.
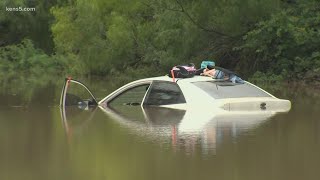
143 81 186 106
108 84 150 107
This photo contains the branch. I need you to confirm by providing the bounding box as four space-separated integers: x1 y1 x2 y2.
174 0 233 38
142 0 245 39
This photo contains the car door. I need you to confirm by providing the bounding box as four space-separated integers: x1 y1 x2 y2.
60 78 98 109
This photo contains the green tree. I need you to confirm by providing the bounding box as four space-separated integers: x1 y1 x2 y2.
0 39 68 100
0 0 68 52
51 0 281 76
238 0 320 81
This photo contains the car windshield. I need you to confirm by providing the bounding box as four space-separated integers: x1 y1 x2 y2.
192 81 272 99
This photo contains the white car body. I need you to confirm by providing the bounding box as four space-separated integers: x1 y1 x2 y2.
97 75 291 133
60 76 292 145
98 75 291 113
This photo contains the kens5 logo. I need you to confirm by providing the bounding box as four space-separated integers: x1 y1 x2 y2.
6 7 36 12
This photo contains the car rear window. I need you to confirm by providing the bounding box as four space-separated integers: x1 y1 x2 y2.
192 81 272 99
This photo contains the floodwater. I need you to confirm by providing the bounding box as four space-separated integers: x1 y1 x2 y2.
0 81 319 180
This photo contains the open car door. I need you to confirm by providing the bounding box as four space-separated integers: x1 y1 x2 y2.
59 78 98 142
60 77 98 108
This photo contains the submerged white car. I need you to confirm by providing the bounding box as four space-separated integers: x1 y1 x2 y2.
60 75 291 113
60 75 291 148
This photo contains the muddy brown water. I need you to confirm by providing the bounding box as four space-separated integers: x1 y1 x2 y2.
0 81 319 180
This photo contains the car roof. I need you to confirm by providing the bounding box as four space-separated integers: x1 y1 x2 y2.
132 75 219 84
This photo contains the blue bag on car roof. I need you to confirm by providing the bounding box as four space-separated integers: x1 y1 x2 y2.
201 60 215 69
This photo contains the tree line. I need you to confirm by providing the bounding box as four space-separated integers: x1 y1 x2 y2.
0 0 319 85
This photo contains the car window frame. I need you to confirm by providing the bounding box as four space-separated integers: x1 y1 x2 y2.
102 81 152 106
142 80 186 106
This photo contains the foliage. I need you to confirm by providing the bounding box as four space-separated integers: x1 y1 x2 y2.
0 0 69 52
50 0 282 76
0 39 68 101
237 0 320 82
248 71 285 93
1 0 319 87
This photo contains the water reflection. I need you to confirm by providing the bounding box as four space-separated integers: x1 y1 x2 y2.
60 105 97 142
61 103 279 156
107 106 286 156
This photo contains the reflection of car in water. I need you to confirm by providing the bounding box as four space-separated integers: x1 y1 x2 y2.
60 100 279 155
59 76 291 154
